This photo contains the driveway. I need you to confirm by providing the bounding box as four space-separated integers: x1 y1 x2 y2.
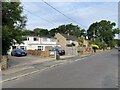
8 54 44 68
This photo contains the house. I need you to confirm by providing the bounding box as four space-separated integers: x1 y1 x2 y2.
78 37 89 47
55 33 79 47
54 33 89 55
54 33 79 55
82 39 89 47
8 35 61 53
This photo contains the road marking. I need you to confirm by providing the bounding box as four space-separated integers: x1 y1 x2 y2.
74 58 86 61
1 54 98 83
3 66 35 75
1 63 68 83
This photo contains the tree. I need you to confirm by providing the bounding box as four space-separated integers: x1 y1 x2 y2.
77 37 84 47
2 2 27 55
49 23 85 37
114 39 120 47
87 20 119 48
33 28 49 36
49 28 57 36
22 30 34 36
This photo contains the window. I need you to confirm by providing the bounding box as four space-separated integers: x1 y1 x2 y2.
50 39 55 42
34 37 38 41
38 46 43 50
12 46 16 49
20 46 25 50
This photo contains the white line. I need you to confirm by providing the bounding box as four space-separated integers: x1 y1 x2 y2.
1 63 64 83
1 55 91 83
74 57 86 61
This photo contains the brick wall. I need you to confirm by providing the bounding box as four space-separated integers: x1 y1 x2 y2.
1 56 8 70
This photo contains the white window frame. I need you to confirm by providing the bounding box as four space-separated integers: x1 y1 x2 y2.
38 46 43 50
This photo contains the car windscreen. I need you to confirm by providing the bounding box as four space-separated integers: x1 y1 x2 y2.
15 49 25 52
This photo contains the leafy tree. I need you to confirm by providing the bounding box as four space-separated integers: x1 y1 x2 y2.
22 30 34 36
33 28 49 36
114 39 120 47
2 2 27 55
49 23 85 38
87 20 119 48
49 28 58 36
77 37 84 47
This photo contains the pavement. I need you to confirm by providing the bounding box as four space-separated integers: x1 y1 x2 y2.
1 50 110 84
2 49 118 88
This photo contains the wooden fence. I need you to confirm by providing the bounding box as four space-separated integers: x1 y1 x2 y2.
27 50 51 57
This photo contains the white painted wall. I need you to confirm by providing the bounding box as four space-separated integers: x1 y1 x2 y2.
8 36 61 54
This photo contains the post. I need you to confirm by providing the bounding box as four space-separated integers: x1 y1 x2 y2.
56 50 60 60
54 51 56 59
72 46 73 55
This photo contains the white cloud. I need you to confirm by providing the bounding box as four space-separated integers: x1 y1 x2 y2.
20 0 120 2
22 2 118 30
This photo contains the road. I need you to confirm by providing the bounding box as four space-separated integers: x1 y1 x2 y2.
3 50 118 88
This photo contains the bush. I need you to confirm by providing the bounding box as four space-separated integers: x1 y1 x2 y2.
98 42 106 50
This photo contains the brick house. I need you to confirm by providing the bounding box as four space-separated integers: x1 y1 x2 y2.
55 33 79 47
55 33 79 55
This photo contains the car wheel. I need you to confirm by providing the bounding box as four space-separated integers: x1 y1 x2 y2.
11 53 13 56
25 54 27 56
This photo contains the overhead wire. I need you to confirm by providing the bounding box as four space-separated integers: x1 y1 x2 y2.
24 8 57 26
41 0 87 29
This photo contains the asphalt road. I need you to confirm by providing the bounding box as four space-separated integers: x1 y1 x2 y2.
3 49 118 88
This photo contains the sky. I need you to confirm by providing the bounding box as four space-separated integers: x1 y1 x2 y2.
21 1 118 32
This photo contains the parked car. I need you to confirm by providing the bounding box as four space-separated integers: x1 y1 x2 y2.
118 47 120 52
11 49 27 56
51 47 65 56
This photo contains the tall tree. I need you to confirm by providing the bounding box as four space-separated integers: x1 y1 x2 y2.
33 28 49 36
49 28 57 36
2 1 27 55
87 20 119 48
49 23 84 37
22 30 34 36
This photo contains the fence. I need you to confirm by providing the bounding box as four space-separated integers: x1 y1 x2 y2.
27 50 52 57
27 47 103 57
61 46 94 56
61 46 77 55
78 47 94 55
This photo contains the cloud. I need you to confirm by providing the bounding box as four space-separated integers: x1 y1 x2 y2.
21 0 120 2
21 2 118 30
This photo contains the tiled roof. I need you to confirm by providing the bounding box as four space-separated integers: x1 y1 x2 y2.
60 33 77 41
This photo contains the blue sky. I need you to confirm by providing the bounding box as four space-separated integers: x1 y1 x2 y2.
21 2 118 31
